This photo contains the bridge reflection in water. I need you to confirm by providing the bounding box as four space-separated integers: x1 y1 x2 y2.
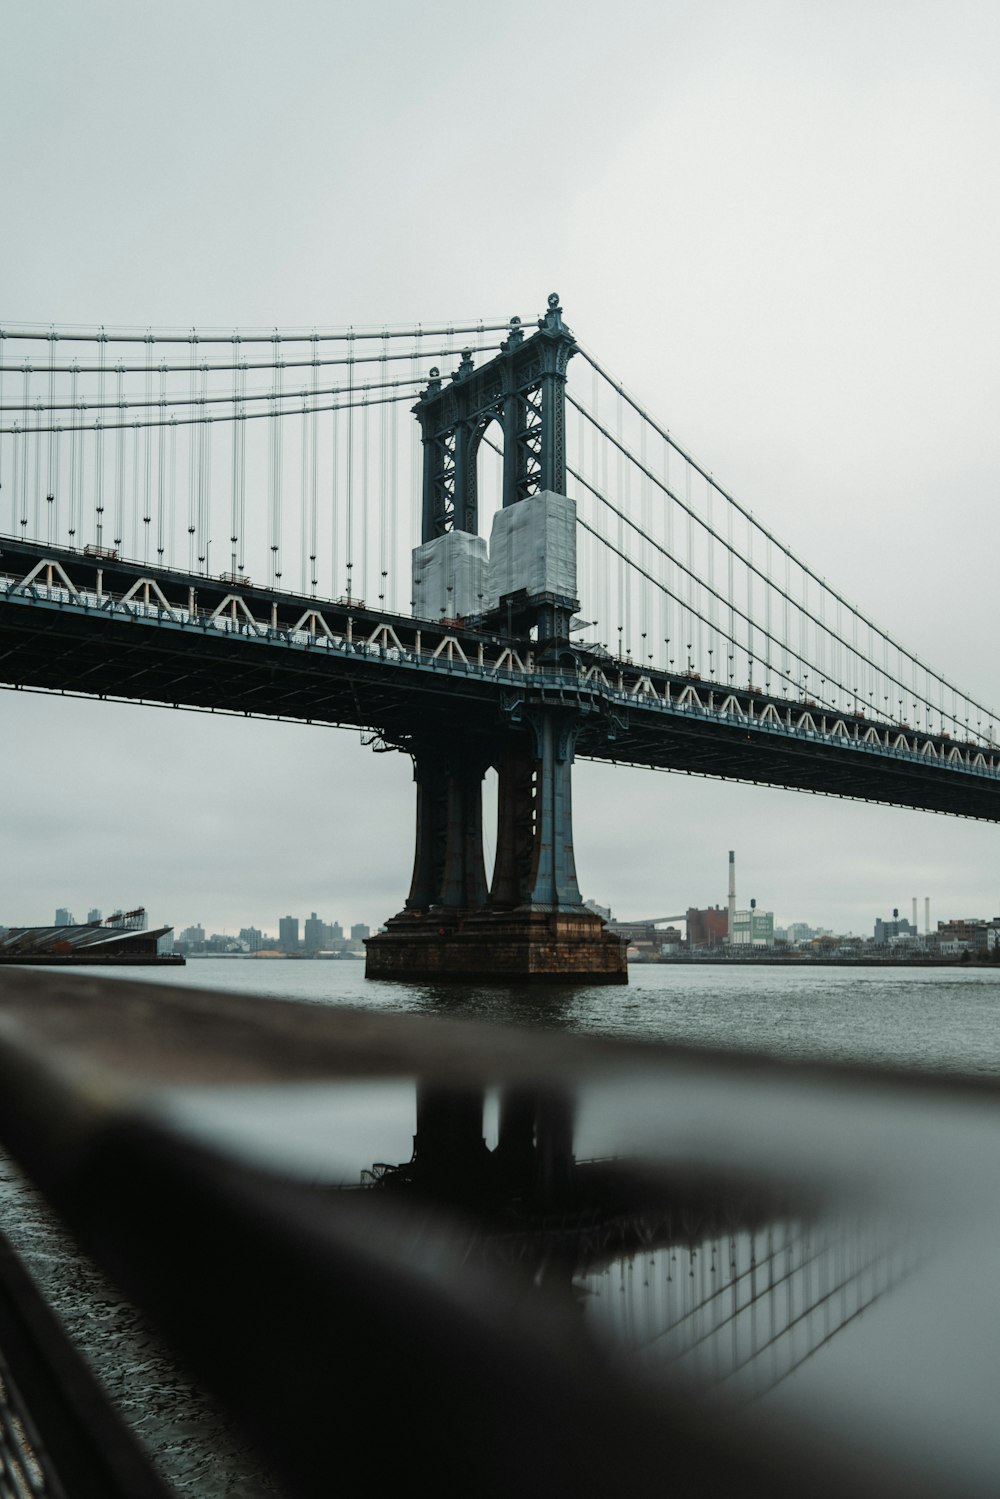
581 1217 903 1402
362 1082 909 1412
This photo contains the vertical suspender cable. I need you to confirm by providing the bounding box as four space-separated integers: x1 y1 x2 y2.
196 359 209 569
273 343 283 584
114 363 125 547
727 484 734 682
663 429 672 668
310 333 319 593
767 541 776 688
202 406 213 574
706 478 715 681
746 513 754 686
69 363 80 545
230 335 241 579
410 328 421 585
589 363 598 629
388 385 399 609
616 388 625 656
685 465 693 672
33 398 43 542
640 421 650 662
330 388 339 599
345 330 354 599
53 419 62 542
46 330 56 540
19 362 30 537
157 361 166 562
187 334 198 570
267 332 277 586
143 333 153 564
361 386 371 605
169 415 178 572
299 390 309 593
132 420 141 559
783 548 791 689
94 332 106 551
378 331 388 606
237 340 247 577
10 421 20 537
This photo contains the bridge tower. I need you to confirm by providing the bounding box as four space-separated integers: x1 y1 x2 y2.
366 296 625 983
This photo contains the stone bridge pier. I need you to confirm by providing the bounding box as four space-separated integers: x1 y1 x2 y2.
365 294 624 984
365 708 625 983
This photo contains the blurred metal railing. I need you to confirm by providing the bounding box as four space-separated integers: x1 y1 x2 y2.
0 967 998 1498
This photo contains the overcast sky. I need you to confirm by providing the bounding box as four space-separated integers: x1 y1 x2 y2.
3 0 1000 937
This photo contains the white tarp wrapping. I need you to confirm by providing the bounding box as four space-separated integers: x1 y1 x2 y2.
410 531 489 621
487 490 577 603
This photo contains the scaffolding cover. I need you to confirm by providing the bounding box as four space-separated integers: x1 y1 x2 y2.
411 531 489 621
488 491 577 603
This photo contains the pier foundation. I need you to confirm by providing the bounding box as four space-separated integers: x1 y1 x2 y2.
366 713 626 985
365 906 625 984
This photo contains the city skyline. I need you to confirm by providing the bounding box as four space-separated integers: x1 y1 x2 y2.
10 880 996 948
3 1 999 938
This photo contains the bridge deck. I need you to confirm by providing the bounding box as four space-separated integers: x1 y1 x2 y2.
3 535 999 819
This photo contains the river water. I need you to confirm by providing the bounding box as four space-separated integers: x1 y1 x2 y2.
119 957 1000 1075
4 959 1000 1496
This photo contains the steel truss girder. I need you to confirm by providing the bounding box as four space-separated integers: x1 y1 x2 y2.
4 537 1000 821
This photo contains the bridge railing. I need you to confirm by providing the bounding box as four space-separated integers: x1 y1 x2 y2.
0 969 996 1498
5 560 999 788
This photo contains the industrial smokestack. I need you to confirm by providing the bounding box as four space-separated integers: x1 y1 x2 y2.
912 897 917 932
925 897 930 936
727 851 736 943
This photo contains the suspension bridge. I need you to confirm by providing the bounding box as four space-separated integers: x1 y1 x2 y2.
1 294 997 980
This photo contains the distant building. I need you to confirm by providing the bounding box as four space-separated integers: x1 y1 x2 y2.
326 920 344 944
584 899 612 922
303 912 325 951
874 910 917 945
730 908 775 947
179 924 206 947
350 922 370 941
204 933 241 953
937 918 992 954
55 907 74 927
686 906 728 947
608 919 660 945
239 927 263 952
87 908 102 924
279 915 300 953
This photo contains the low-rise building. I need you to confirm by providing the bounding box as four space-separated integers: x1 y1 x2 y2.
938 919 992 954
687 906 728 947
730 908 774 947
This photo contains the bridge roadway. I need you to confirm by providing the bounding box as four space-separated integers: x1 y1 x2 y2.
3 534 999 822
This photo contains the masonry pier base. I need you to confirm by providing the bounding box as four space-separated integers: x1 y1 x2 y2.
365 908 626 984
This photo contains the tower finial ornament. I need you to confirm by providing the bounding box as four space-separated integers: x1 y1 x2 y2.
539 292 567 335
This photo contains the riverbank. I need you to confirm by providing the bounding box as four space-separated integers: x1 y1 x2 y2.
646 955 994 967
